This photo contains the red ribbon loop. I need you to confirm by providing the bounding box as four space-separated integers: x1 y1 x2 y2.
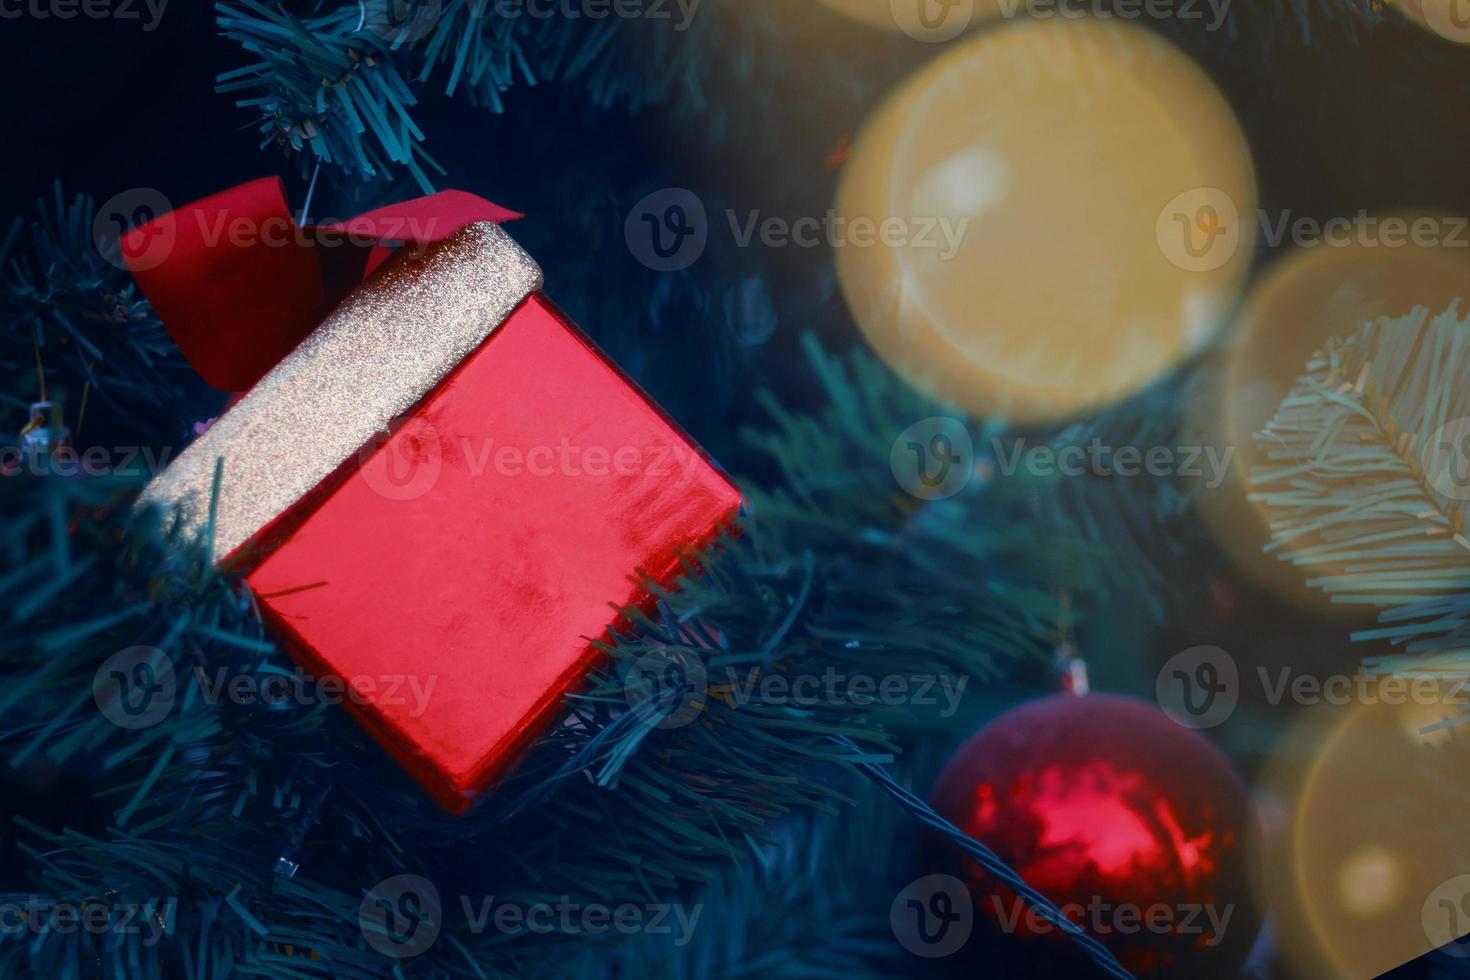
123 178 521 392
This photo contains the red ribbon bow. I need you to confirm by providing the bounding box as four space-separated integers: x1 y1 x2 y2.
123 178 521 392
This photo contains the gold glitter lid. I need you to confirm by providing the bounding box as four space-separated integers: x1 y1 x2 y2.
138 221 544 562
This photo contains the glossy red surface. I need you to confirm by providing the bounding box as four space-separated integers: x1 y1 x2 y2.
929 694 1258 978
245 294 741 814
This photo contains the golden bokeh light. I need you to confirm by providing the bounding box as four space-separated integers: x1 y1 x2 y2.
1193 218 1470 612
1388 0 1470 46
1252 697 1470 978
833 18 1257 424
815 0 986 40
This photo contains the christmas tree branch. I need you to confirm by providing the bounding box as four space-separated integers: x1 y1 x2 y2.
0 336 1076 977
214 0 776 191
1 184 192 435
1251 303 1470 684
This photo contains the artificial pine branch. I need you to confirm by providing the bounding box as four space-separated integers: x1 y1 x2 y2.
586 775 909 980
214 0 1386 193
216 0 441 191
0 336 1075 978
1036 372 1206 623
215 0 780 192
1 185 192 436
1251 303 1470 683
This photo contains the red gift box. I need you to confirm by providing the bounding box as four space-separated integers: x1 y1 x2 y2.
138 219 741 814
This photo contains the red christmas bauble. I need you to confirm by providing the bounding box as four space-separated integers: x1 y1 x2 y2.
929 694 1259 979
